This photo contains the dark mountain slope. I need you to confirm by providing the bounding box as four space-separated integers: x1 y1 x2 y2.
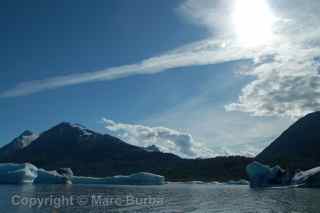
0 130 38 158
256 111 320 170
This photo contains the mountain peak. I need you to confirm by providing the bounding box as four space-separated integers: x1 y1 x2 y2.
0 130 39 157
54 122 74 128
54 122 87 129
20 130 34 137
50 122 97 137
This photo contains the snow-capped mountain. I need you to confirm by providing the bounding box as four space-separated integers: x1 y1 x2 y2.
0 122 252 181
0 130 38 158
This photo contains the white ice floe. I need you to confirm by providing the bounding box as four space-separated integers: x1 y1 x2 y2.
71 172 165 185
0 163 38 184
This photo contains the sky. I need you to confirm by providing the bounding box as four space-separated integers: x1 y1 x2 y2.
1 0 320 158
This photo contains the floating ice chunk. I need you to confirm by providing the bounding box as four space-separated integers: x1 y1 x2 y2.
127 172 165 185
34 169 71 184
185 181 205 184
246 161 273 188
57 168 74 178
292 167 320 187
225 179 249 185
71 172 165 185
71 176 113 185
246 161 289 188
0 163 38 184
0 163 165 186
209 181 222 185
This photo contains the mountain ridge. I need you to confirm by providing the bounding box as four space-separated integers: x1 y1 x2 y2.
0 122 252 181
0 130 38 158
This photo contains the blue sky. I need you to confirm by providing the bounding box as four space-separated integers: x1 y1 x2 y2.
1 0 320 158
1 0 201 139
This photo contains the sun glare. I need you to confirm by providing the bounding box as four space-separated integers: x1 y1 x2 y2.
232 0 276 47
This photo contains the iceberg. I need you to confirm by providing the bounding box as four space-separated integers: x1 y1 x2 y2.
225 179 249 185
34 169 71 184
71 172 165 185
0 163 38 184
127 172 165 185
209 181 222 185
0 163 165 185
246 161 290 188
0 163 70 184
247 161 320 188
185 181 205 184
57 168 74 178
292 167 320 187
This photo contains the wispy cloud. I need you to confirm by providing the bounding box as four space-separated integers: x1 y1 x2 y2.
0 39 253 98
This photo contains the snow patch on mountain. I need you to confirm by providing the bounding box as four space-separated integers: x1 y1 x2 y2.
71 123 94 136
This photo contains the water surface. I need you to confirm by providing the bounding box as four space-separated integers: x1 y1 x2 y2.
0 183 319 213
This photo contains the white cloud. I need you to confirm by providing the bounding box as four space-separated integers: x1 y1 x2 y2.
1 0 320 121
177 0 234 35
102 118 216 158
144 100 292 158
226 50 320 118
178 0 320 118
225 0 320 118
0 39 254 98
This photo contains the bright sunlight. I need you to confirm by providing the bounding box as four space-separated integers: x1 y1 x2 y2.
232 0 276 47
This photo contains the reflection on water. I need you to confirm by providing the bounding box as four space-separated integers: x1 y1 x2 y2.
0 183 319 213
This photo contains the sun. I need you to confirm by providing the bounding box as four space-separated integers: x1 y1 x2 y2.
232 0 276 47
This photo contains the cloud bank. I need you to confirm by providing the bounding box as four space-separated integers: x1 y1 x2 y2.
102 118 216 158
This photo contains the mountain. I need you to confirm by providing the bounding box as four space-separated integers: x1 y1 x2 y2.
0 122 252 181
144 145 161 152
0 130 38 158
256 111 320 171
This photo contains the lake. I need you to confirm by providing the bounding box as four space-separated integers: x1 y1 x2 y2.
0 183 319 213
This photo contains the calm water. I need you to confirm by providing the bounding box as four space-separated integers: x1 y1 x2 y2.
0 183 319 213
